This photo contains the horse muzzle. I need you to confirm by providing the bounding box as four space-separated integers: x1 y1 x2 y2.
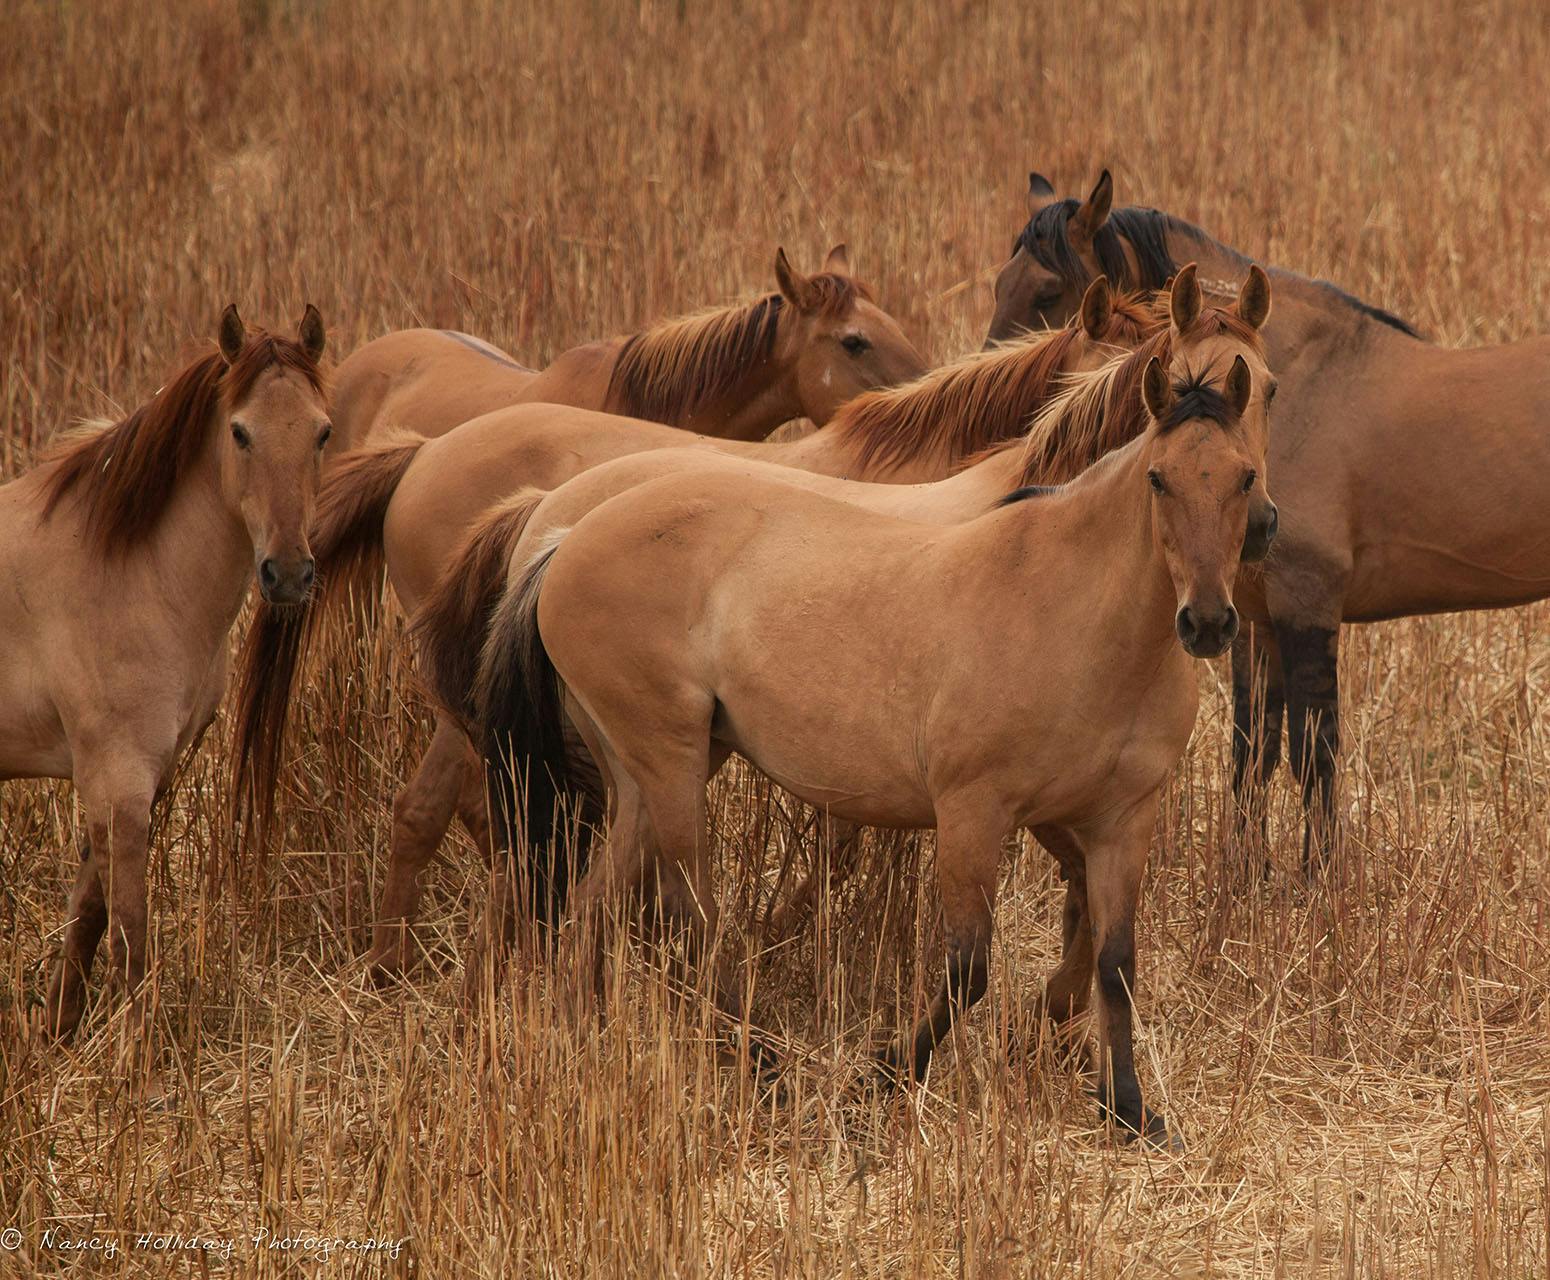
1176 602 1240 658
258 554 316 606
1241 502 1278 563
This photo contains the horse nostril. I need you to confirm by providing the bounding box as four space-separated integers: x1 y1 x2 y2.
1222 605 1241 645
259 559 279 592
299 559 316 592
1266 505 1279 542
1175 607 1198 645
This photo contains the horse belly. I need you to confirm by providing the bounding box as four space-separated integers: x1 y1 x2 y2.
1345 539 1550 622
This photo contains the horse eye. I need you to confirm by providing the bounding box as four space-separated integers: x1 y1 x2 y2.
1147 470 1166 495
841 333 871 356
317 424 333 449
231 423 252 450
1267 380 1279 404
1242 470 1257 494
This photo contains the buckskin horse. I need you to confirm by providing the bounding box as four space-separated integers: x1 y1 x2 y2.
444 274 1274 1147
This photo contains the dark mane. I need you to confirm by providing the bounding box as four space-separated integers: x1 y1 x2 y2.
1014 201 1178 292
605 274 867 424
41 332 324 553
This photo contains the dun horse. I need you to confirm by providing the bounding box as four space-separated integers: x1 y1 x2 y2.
984 168 1512 871
418 268 1269 947
446 286 1275 1147
0 307 329 1039
330 247 924 449
235 283 1158 982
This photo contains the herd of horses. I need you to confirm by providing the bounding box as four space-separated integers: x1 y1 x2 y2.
6 170 1548 1149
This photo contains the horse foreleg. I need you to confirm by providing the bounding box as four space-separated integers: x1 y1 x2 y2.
874 803 1001 1090
42 835 107 1040
762 814 863 941
1082 796 1176 1149
369 714 470 986
1280 622 1341 874
1230 621 1285 864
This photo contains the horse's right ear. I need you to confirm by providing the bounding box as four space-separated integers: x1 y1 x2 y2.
218 304 246 365
821 243 852 277
1169 263 1202 333
1079 277 1112 339
775 248 819 312
298 303 326 362
1068 169 1114 246
1026 170 1056 214
1141 355 1174 421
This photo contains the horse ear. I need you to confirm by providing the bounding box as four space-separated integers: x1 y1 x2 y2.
1236 263 1272 329
1079 277 1112 339
298 303 326 362
1224 354 1253 417
1026 170 1056 214
1141 355 1173 421
822 243 851 277
1069 169 1113 246
218 304 246 365
774 247 819 311
1169 263 1202 332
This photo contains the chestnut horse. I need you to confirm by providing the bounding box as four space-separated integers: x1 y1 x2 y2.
416 268 1270 948
984 169 1515 870
452 304 1275 1147
0 307 329 1039
330 247 924 450
234 283 1158 982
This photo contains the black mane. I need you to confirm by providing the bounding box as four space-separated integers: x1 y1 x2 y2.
1013 202 1178 292
1017 197 1421 339
1158 371 1235 431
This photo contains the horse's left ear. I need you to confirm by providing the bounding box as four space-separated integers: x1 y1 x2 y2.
1141 355 1174 421
298 303 326 362
1079 276 1112 339
1236 264 1272 329
821 244 851 277
1068 169 1113 246
1225 354 1253 416
775 247 821 312
1169 263 1202 332
218 304 246 365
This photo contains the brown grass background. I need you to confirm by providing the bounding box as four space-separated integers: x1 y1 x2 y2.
4 0 1550 1274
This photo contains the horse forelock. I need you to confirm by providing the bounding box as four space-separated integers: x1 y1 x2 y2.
604 273 869 425
40 329 324 554
1015 201 1179 292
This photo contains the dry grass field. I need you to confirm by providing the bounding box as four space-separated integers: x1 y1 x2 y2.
5 0 1550 1274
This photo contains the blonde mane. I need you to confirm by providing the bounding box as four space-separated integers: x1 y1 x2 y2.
830 290 1161 473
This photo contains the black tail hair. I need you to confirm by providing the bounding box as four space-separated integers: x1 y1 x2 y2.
472 541 576 926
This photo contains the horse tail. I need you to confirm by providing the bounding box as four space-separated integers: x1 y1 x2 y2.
409 487 547 728
469 535 575 925
231 435 426 839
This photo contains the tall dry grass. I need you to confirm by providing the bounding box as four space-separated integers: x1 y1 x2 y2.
4 0 1550 1274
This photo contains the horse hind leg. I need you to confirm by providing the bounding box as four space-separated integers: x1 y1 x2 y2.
42 835 108 1040
369 714 470 986
1029 825 1094 1060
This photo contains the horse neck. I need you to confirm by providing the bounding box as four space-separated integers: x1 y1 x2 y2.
977 440 1181 655
121 440 254 643
683 366 804 441
1156 221 1424 372
744 423 949 482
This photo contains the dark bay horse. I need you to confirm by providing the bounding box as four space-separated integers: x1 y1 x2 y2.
0 308 329 1040
982 169 1532 870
